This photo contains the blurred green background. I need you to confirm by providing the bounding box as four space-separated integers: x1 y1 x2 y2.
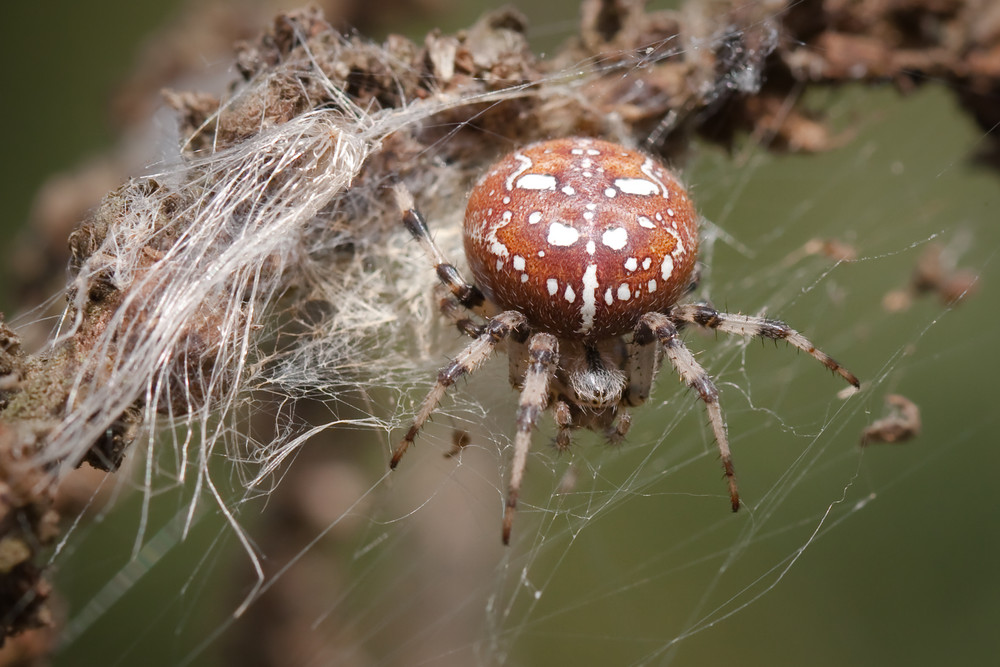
1 2 998 666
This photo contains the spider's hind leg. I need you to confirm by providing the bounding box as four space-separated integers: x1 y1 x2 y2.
436 286 485 339
394 184 486 314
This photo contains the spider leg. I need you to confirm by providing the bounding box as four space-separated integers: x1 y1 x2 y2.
637 312 740 511
624 330 660 407
504 332 559 544
553 400 574 452
669 303 860 388
395 184 486 313
390 310 528 469
507 333 529 388
606 409 631 445
437 288 485 339
586 401 632 445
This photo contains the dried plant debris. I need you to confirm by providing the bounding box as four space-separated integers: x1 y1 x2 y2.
783 237 858 267
2 0 1000 646
10 0 1000 309
861 394 922 446
0 323 58 640
782 0 1000 122
883 240 980 312
444 429 472 459
909 242 980 306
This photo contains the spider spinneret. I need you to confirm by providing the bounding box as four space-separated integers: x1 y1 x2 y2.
391 137 859 544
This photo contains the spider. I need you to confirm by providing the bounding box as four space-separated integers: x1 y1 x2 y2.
390 137 859 544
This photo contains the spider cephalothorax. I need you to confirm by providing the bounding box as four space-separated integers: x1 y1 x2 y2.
391 137 859 544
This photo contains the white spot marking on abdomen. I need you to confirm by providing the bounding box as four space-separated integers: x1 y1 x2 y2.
601 227 628 250
547 222 580 246
614 178 659 196
516 174 557 190
578 264 599 333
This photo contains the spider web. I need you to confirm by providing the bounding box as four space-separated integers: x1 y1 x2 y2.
4 3 999 667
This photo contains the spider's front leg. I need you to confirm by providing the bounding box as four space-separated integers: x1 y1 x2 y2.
636 312 740 511
504 333 558 544
605 410 632 445
390 311 529 469
552 400 574 452
669 303 859 388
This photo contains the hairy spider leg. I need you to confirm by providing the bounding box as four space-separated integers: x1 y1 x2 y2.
504 333 559 544
624 331 659 407
390 311 528 468
669 303 860 388
605 410 632 445
436 287 485 339
394 184 486 313
553 400 574 452
636 312 739 511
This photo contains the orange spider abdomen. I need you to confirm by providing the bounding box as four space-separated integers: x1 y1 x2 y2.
463 137 699 339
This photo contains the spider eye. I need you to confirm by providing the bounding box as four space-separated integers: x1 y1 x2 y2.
462 137 699 340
